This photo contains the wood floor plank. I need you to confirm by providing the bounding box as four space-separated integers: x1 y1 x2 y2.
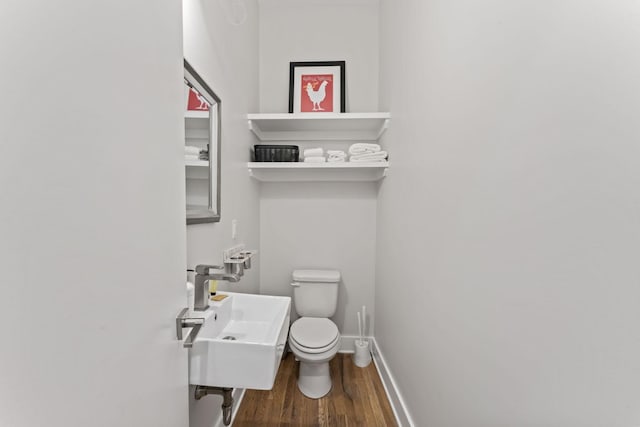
234 353 397 426
366 359 397 426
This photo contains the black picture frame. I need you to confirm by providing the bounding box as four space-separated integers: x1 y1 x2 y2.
288 61 346 113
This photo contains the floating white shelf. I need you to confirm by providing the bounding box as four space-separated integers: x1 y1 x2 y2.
247 112 391 141
247 161 389 182
185 161 210 180
185 110 209 119
185 159 209 167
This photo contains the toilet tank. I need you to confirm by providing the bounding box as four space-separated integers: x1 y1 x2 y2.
291 269 340 317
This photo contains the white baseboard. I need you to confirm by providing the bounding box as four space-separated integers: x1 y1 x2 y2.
370 338 415 427
212 387 246 427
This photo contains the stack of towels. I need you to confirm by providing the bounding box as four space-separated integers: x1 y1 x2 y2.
303 148 348 163
301 144 387 163
327 150 347 163
185 145 208 161
348 143 387 163
303 147 326 163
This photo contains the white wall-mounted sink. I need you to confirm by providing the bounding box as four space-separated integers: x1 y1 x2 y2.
189 292 291 390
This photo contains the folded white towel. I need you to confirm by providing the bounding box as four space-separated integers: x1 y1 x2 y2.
304 157 326 163
184 154 200 161
184 146 201 155
349 151 387 160
349 143 381 155
327 152 346 162
303 147 324 157
349 151 388 162
327 150 346 157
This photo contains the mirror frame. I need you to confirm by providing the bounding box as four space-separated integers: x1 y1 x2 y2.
184 59 221 224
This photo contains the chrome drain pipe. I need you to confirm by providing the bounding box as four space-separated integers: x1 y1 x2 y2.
194 386 234 426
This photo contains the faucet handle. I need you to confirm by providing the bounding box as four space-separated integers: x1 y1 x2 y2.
195 264 224 275
175 308 205 348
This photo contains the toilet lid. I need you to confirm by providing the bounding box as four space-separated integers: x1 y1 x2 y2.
290 318 339 349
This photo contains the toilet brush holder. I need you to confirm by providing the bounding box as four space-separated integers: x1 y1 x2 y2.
354 340 371 368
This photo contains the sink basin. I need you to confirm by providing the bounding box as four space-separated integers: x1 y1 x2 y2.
189 292 291 390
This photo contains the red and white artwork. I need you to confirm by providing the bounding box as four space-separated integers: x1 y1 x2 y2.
187 87 210 111
300 74 334 112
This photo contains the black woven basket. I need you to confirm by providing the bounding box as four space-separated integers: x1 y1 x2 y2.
253 145 299 162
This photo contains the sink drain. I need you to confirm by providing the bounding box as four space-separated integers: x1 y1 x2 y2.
222 336 236 341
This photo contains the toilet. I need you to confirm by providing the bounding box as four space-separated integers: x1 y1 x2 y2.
288 269 341 399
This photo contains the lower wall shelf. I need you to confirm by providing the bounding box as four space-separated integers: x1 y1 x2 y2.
247 161 389 182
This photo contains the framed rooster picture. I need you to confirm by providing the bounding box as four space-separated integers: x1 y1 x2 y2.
289 61 346 113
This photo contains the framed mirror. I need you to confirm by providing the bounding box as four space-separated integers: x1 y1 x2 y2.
184 60 221 224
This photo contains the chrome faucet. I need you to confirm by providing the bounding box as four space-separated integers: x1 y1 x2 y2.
176 308 204 348
193 264 241 311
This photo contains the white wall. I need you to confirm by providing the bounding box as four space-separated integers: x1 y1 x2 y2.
184 0 261 296
377 1 640 426
259 0 379 112
0 1 187 426
258 0 380 340
260 182 377 337
182 1 260 426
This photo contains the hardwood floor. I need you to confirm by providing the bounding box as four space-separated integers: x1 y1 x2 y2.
233 352 397 427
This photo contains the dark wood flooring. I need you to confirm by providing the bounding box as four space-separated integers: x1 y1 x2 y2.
233 352 397 427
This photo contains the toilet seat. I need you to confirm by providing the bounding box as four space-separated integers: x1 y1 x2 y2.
289 318 339 354
290 333 340 355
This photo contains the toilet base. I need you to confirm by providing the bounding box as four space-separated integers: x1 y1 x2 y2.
297 361 332 399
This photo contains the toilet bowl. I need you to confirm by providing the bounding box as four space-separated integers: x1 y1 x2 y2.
288 317 341 398
288 269 341 399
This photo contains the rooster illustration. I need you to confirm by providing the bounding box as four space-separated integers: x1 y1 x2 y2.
190 87 209 110
305 80 329 111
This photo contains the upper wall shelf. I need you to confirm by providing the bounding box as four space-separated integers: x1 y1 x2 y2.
247 112 391 141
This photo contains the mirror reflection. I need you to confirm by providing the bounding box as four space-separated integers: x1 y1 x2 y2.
184 60 221 224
